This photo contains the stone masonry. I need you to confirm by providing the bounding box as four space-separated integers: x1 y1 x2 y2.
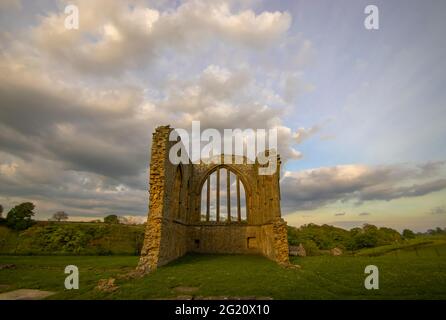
137 125 289 273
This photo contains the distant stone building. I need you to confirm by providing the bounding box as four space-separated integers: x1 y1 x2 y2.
137 125 289 273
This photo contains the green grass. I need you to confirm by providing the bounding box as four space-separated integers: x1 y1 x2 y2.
0 224 145 256
354 236 446 257
1 242 445 300
0 256 138 299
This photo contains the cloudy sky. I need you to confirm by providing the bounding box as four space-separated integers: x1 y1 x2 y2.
0 0 445 231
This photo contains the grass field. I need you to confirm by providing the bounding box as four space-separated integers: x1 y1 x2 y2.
1 241 445 300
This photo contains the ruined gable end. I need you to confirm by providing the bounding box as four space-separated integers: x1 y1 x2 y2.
137 125 289 273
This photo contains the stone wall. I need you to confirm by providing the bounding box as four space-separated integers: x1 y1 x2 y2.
137 126 169 273
187 224 254 254
138 125 290 273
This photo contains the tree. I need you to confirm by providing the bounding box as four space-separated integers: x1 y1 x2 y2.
378 227 402 244
6 202 36 230
352 232 378 249
427 227 445 235
0 205 5 225
402 229 415 239
104 214 119 224
52 211 69 222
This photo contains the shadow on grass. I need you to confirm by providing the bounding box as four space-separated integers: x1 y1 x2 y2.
164 252 269 267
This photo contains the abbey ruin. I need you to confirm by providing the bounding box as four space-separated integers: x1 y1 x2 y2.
137 125 289 273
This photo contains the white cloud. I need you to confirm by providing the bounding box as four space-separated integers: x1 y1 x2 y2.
281 162 446 212
0 0 303 219
31 0 291 75
8 0 435 225
293 125 320 144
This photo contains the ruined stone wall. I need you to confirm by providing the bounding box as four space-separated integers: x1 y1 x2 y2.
272 218 290 265
186 154 289 264
257 218 289 264
137 126 192 272
157 221 188 266
187 224 254 254
138 125 290 273
156 134 192 267
186 222 289 260
137 126 169 273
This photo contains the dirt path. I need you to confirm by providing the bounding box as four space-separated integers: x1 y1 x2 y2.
0 289 55 300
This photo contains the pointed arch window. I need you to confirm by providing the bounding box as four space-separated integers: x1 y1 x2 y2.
172 166 183 220
200 167 247 222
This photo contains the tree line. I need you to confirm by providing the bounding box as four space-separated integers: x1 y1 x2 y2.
288 223 446 254
0 202 135 231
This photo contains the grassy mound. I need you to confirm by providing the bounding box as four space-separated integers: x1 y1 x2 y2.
355 236 446 257
0 223 145 255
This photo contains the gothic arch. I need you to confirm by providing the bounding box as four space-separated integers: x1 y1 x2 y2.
196 164 252 198
171 164 183 220
197 165 250 223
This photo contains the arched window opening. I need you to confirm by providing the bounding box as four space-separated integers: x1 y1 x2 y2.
200 168 247 222
172 166 182 220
